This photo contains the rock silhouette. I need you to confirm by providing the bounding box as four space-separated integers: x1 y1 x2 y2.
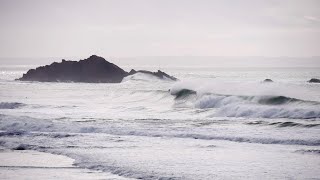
263 79 273 83
128 69 177 81
308 78 320 83
17 55 177 83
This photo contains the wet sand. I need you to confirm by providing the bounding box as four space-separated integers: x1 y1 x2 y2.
0 150 129 180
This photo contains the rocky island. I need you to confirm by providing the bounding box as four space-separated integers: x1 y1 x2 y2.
308 78 320 83
263 79 273 83
17 55 177 83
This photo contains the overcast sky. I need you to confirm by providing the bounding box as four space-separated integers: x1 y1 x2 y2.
0 0 320 58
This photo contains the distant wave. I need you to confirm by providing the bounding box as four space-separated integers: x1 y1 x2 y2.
173 133 320 146
295 149 320 155
119 131 320 146
245 120 320 128
0 102 25 109
1 114 318 147
2 127 319 147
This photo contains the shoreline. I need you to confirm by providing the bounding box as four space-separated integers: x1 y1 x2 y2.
0 149 130 180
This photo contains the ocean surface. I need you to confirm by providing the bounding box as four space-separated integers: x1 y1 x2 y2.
0 58 320 179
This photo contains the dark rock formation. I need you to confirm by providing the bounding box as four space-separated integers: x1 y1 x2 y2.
308 78 320 83
17 55 178 83
18 55 127 83
128 69 177 81
263 79 273 83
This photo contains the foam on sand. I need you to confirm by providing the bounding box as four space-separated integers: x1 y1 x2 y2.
0 150 131 180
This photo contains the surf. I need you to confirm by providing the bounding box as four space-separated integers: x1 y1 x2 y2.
170 80 320 119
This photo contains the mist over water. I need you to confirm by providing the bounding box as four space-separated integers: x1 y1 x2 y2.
1 0 320 178
0 57 320 179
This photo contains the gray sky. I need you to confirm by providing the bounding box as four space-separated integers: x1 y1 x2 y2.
0 0 320 58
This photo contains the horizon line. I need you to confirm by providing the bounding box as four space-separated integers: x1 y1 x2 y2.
1 55 320 59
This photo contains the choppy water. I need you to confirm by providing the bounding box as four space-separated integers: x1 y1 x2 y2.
0 61 320 179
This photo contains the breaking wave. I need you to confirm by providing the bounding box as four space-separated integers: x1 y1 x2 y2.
194 94 320 119
171 85 320 119
172 89 197 99
122 72 174 82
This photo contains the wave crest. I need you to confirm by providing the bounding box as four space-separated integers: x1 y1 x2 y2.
122 72 174 82
171 88 320 119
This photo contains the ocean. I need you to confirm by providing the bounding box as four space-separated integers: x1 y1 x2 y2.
0 57 320 179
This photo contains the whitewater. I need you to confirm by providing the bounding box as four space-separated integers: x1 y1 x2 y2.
0 61 320 179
